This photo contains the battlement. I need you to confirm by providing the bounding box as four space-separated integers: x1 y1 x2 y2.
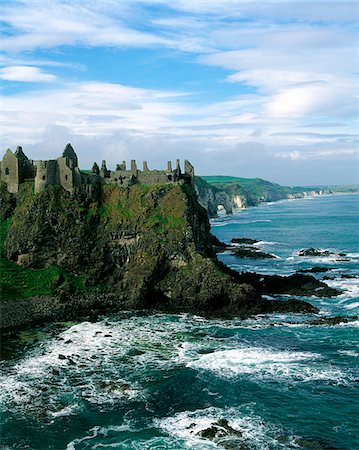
0 144 194 194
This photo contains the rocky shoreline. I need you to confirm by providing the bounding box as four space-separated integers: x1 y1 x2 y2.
0 181 344 331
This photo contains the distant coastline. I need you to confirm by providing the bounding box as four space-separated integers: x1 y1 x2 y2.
194 175 359 217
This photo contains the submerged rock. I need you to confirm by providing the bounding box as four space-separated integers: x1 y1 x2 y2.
197 419 243 440
230 247 276 259
297 267 330 273
298 248 347 259
230 271 341 298
306 315 358 326
231 238 259 245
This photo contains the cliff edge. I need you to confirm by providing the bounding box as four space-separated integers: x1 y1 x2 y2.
0 181 316 329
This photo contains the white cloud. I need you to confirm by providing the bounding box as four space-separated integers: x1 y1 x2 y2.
275 150 305 160
0 65 56 82
0 1 358 184
0 0 171 53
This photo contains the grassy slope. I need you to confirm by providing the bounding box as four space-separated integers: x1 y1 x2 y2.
202 176 359 194
0 218 89 300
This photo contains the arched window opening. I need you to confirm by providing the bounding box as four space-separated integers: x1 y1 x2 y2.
42 175 46 180
5 167 9 175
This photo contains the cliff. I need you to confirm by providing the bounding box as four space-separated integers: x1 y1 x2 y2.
0 180 318 329
195 176 332 217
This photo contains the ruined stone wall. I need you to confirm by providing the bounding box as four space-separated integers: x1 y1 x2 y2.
57 157 81 194
1 150 20 193
137 170 170 185
35 160 58 193
1 145 195 195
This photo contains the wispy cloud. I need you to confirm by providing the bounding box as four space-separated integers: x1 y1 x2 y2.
0 0 358 184
0 65 56 82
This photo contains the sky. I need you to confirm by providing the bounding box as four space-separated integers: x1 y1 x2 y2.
0 0 358 185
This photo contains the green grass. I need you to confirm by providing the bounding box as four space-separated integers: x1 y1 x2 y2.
201 175 254 184
0 219 93 301
100 184 187 234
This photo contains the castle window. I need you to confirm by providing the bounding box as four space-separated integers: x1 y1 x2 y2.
42 175 46 180
65 175 68 180
114 178 118 182
5 167 9 175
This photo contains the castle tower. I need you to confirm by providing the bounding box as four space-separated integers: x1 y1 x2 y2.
100 160 109 178
143 161 149 172
62 143 78 168
92 162 100 175
0 149 20 193
184 160 195 186
35 160 58 193
131 160 138 176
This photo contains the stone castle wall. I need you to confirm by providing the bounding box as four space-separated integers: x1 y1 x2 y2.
0 144 194 194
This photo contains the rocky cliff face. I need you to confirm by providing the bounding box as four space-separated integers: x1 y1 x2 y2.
195 176 331 217
0 180 317 328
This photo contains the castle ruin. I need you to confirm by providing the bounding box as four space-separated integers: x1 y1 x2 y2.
0 144 194 194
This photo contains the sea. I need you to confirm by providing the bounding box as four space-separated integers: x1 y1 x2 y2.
1 193 358 449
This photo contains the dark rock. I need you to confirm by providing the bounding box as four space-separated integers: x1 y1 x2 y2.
197 419 243 441
298 248 346 258
199 427 217 439
64 339 73 344
230 247 276 259
233 272 341 298
265 299 319 314
58 354 66 360
231 238 259 244
210 233 227 253
306 315 358 326
297 267 330 273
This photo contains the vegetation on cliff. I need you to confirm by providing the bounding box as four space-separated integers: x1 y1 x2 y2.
195 175 333 217
0 179 320 329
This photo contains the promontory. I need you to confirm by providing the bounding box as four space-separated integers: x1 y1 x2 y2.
0 144 323 329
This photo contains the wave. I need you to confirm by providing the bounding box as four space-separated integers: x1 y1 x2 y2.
212 219 272 227
253 240 278 246
186 347 350 384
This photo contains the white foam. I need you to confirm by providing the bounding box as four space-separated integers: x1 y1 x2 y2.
155 406 298 449
66 424 135 449
253 241 278 246
338 350 358 357
325 278 359 300
186 347 348 383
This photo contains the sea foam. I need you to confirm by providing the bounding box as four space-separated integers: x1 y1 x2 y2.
186 347 348 384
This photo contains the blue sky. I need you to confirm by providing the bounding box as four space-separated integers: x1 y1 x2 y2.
0 0 358 185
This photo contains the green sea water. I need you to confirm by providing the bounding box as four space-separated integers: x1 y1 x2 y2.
1 194 358 449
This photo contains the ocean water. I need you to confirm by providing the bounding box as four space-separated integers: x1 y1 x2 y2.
1 194 358 449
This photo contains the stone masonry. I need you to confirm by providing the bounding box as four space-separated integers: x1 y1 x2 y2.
0 144 194 194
